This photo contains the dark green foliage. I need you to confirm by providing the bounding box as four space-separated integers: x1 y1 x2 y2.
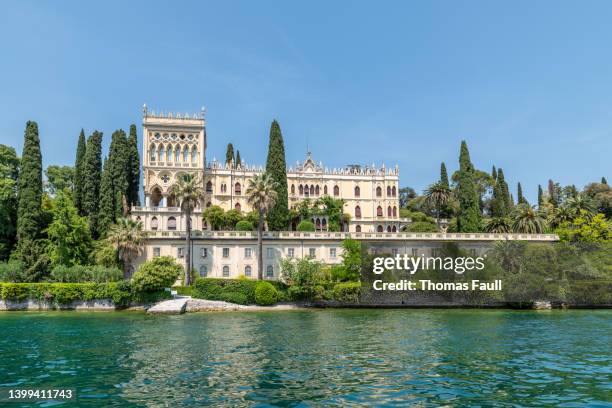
0 145 19 259
517 182 526 204
50 264 122 283
127 124 141 207
98 158 113 235
73 129 86 214
0 281 169 307
11 239 50 282
44 165 74 195
82 131 103 238
497 168 512 213
17 121 43 242
131 256 182 292
548 179 561 207
235 220 254 231
332 282 361 303
440 162 449 188
235 150 241 167
456 141 482 232
399 187 416 208
297 220 315 231
265 120 289 230
225 143 235 166
538 184 544 207
491 165 497 181
255 281 278 305
406 221 439 232
490 181 507 218
0 260 24 282
603 177 608 185
194 278 265 304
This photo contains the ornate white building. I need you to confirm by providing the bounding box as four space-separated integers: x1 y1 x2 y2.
132 107 405 233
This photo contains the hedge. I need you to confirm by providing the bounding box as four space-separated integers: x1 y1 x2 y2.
332 282 362 303
0 282 170 308
193 278 288 305
255 281 278 305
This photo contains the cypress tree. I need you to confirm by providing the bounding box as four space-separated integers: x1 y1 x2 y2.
440 162 449 188
73 129 87 214
82 131 103 238
497 168 512 212
17 121 43 241
537 185 544 207
602 177 608 185
235 150 242 168
98 158 114 236
456 141 481 232
265 120 289 231
127 124 141 207
225 143 234 167
490 182 506 218
491 165 497 181
517 182 526 204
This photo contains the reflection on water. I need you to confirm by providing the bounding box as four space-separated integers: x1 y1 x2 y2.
1 310 611 407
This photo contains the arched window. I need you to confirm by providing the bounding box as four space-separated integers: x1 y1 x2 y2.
355 225 362 232
387 226 392 232
322 218 327 230
377 206 383 217
266 265 274 277
191 147 197 163
310 185 315 195
376 186 382 197
149 144 156 161
291 185 295 194
392 225 397 232
315 185 320 196
183 146 189 162
167 146 173 162
355 206 362 219
299 185 304 195
315 218 321 230
168 217 177 230
174 146 180 162
334 185 339 196
354 186 360 197
244 265 252 277
206 181 213 193
151 216 158 230
377 225 384 232
387 186 392 196
160 145 167 162
223 266 230 277
324 185 328 195
392 186 397 196
235 182 241 195
235 202 241 212
206 201 211 208
387 206 392 217
393 206 397 217
199 265 208 277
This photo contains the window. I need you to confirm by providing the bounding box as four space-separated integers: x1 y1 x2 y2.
355 225 361 232
387 206 392 217
377 225 384 232
206 181 213 193
376 186 382 197
151 217 158 230
354 186 360 197
153 247 160 257
387 226 392 232
149 144 156 162
267 248 274 259
291 185 295 194
393 206 397 217
377 206 383 217
245 265 252 277
299 185 304 195
387 186 392 196
330 248 337 258
199 265 208 277
183 146 189 162
191 148 197 163
245 248 252 258
223 266 230 277
235 182 241 194
309 248 316 258
159 145 165 162
235 202 241 212
333 185 339 196
315 185 320 195
174 147 180 162
223 248 230 258
168 217 177 230
287 248 295 258
177 247 184 258
392 225 397 232
201 248 208 258
392 186 397 196
355 206 362 219
324 185 328 195
266 265 274 278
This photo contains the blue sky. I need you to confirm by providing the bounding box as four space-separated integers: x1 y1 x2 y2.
0 1 610 202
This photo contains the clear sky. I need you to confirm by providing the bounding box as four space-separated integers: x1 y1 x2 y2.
0 1 610 202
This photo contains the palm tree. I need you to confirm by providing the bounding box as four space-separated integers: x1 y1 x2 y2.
246 173 279 279
485 217 511 233
170 173 204 286
511 204 547 234
564 195 595 220
106 218 148 278
424 182 451 230
548 205 575 229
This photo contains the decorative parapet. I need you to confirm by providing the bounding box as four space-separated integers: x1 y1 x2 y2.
142 104 205 120
144 230 560 242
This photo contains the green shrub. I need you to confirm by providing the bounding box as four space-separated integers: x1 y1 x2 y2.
235 220 254 231
89 265 123 283
406 221 438 232
332 282 361 303
132 256 182 292
50 265 91 283
0 260 25 282
0 283 29 301
297 220 315 232
193 278 257 304
255 281 278 305
218 291 249 304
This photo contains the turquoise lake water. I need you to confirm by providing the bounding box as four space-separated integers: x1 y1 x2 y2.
0 309 611 407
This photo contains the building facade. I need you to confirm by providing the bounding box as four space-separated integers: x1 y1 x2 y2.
133 107 404 233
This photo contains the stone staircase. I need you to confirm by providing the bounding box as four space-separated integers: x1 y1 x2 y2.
147 296 190 314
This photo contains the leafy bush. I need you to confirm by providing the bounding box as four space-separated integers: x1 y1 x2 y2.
193 278 288 305
0 260 25 282
297 220 315 232
255 281 278 305
235 220 254 231
406 221 438 232
280 258 328 299
89 265 123 283
132 256 182 292
332 282 361 303
50 265 91 282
